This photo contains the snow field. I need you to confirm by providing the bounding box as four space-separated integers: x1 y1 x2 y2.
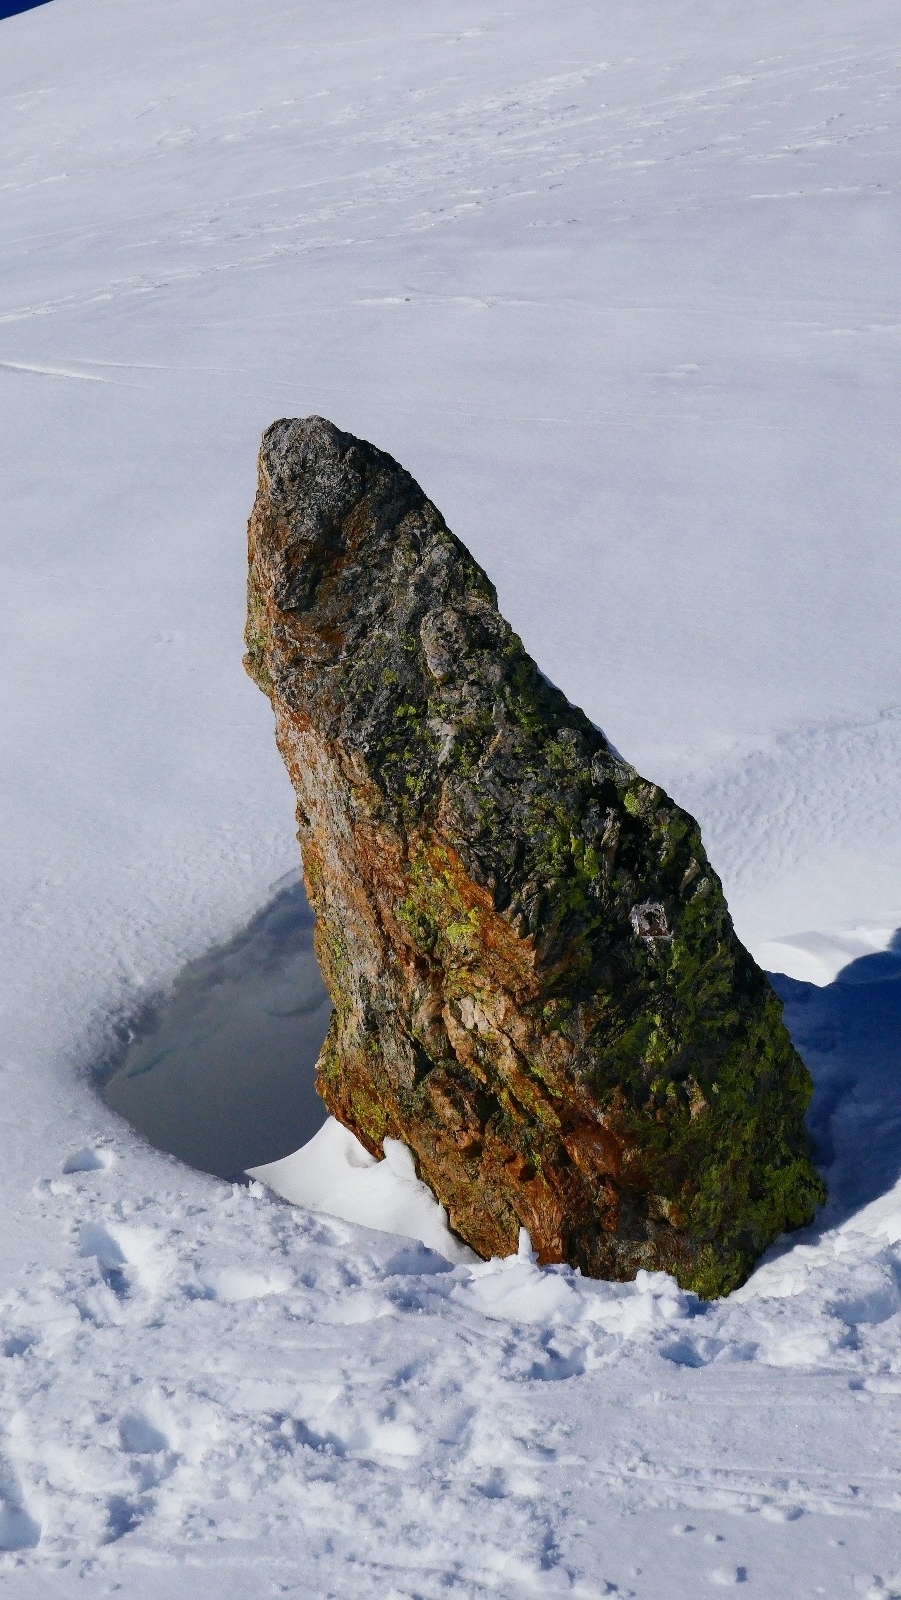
3 1109 901 1598
1 0 901 1590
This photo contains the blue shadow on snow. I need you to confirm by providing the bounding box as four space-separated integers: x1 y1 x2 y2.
769 929 901 1228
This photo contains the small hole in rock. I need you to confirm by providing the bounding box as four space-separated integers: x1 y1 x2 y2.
100 875 331 1180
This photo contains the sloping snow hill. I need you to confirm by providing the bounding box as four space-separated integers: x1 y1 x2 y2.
1 0 901 1593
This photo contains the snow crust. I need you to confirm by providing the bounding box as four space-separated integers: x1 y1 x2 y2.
1 0 901 1590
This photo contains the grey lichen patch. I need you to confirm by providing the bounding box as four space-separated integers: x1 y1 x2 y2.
245 416 825 1297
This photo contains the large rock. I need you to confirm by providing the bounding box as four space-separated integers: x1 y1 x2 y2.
244 416 824 1296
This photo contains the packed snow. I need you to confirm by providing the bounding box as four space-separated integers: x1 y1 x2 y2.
1 0 901 1592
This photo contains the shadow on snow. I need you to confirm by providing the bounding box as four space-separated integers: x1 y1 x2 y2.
770 930 901 1230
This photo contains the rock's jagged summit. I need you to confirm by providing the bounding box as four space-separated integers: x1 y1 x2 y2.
245 417 824 1296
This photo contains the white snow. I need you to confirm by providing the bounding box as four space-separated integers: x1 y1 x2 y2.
1 0 901 1591
248 1120 477 1265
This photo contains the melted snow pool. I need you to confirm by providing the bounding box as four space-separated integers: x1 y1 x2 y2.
103 875 331 1180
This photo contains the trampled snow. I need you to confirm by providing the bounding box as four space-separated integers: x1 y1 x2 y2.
1 0 901 1591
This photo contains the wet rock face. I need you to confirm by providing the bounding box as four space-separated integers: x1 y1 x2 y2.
245 416 825 1296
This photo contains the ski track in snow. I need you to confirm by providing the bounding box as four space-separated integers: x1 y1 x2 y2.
1 0 901 1591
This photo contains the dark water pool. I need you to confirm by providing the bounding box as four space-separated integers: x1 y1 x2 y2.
103 876 331 1180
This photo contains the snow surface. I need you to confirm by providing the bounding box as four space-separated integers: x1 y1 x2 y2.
1 0 901 1590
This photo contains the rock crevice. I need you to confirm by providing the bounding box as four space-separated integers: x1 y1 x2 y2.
245 415 824 1296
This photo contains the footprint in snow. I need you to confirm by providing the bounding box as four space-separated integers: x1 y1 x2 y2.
0 1460 41 1552
78 1221 175 1297
2 1332 36 1359
0 1501 40 1551
526 1338 586 1381
104 1495 142 1543
79 1222 130 1297
118 1413 169 1455
197 1266 293 1301
62 1146 113 1174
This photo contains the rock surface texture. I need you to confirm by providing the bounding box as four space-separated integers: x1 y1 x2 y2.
245 417 824 1296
